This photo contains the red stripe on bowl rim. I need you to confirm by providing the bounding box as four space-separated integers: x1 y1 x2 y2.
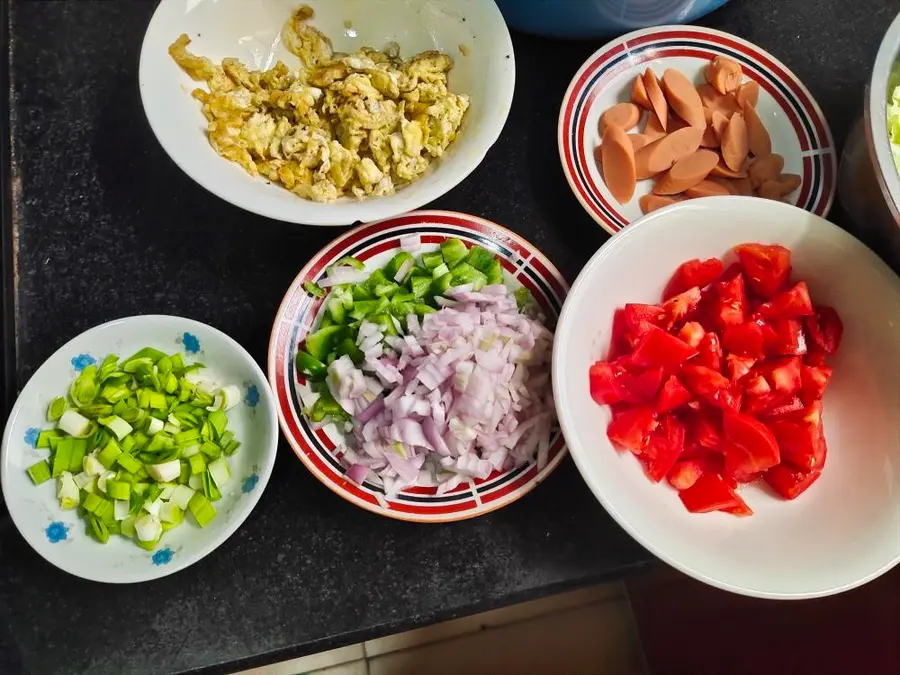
558 25 836 234
267 210 569 522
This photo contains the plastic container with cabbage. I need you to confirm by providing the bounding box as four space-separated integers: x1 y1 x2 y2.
890 69 900 172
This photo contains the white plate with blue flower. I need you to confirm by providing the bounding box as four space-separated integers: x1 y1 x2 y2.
0 315 278 583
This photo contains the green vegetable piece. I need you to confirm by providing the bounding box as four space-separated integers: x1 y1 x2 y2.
451 263 488 290
440 238 469 267
121 515 136 539
305 325 347 362
69 439 88 473
333 286 355 309
409 275 433 298
295 350 327 381
115 452 142 474
188 453 207 475
131 430 149 451
105 480 131 501
336 337 364 364
132 482 149 496
422 251 443 269
371 313 398 336
170 353 185 373
98 354 120 380
52 438 74 478
100 383 130 404
514 286 533 310
415 304 437 316
88 515 110 544
351 284 375 301
349 298 389 321
47 397 67 422
327 296 347 324
175 428 201 446
122 357 154 375
431 272 453 296
208 410 227 438
223 440 242 456
383 252 414 282
148 392 167 410
484 258 504 285
302 280 326 298
120 435 136 454
156 355 172 377
202 471 222 501
464 245 496 272
94 498 114 522
188 492 216 527
97 439 123 469
145 433 174 454
123 347 167 365
308 390 350 423
105 521 121 536
431 262 450 279
36 430 61 449
27 460 52 485
179 461 191 485
70 365 100 407
199 441 221 459
136 538 160 551
82 492 104 514
163 373 178 394
329 255 365 271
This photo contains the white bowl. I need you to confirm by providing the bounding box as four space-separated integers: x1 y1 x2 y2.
1 316 278 583
552 197 900 599
139 0 515 226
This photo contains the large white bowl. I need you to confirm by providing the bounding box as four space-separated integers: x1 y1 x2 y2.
553 197 900 599
139 0 515 226
1 316 278 583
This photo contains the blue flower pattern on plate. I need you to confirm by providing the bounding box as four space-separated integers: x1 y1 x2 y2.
245 385 260 408
182 332 200 354
71 354 97 371
242 474 259 494
24 427 40 448
45 522 68 543
152 547 174 566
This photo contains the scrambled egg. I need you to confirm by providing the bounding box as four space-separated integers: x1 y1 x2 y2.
169 5 470 203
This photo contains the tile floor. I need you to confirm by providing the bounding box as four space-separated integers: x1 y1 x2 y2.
234 582 646 675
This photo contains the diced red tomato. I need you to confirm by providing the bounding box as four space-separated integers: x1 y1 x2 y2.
607 406 658 453
755 281 814 320
763 395 805 420
678 321 706 348
722 499 754 516
765 461 824 500
678 473 743 513
767 318 807 356
757 356 803 395
642 416 686 482
804 344 828 366
800 364 833 404
695 332 723 371
714 273 749 328
656 375 693 413
726 354 756 382
719 262 743 282
770 404 825 472
684 408 722 451
703 384 743 413
609 309 632 360
734 243 791 299
662 287 702 327
722 321 766 358
667 459 705 490
630 326 698 368
680 365 730 395
663 257 725 300
742 374 771 397
722 411 780 479
804 305 843 355
624 303 667 340
589 361 626 406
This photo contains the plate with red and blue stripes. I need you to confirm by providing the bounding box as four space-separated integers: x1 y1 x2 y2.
558 25 836 235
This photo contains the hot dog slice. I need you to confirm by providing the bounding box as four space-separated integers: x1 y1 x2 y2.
652 149 720 195
736 81 760 108
601 125 637 204
706 56 743 94
643 69 669 132
600 102 641 134
632 75 652 109
662 68 705 129
685 179 732 198
634 126 704 180
742 101 772 157
639 194 683 214
721 113 749 172
748 153 785 189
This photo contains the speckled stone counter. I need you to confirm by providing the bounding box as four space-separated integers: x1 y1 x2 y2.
1 1 895 673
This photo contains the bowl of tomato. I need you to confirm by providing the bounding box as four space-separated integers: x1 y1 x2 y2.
553 196 900 598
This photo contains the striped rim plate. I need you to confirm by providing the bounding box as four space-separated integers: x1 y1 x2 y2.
267 211 569 522
558 25 837 235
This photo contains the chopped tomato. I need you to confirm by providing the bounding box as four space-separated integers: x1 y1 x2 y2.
742 374 771 397
726 354 756 381
663 257 725 299
755 281 814 320
630 326 698 368
656 375 693 413
684 408 722 451
703 384 743 413
662 287 702 327
678 473 743 513
765 461 824 500
680 364 730 395
642 416 686 482
770 405 825 472
734 243 791 299
624 303 667 340
763 395 805 420
757 356 803 395
714 273 749 328
800 364 833 404
695 332 723 371
589 361 626 405
719 262 743 282
609 309 632 360
722 321 766 358
678 321 706 348
767 318 807 356
722 499 754 516
607 406 658 453
667 459 706 490
804 344 828 366
722 411 780 479
804 305 843 355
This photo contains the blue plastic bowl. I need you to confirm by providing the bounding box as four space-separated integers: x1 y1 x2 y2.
494 0 731 39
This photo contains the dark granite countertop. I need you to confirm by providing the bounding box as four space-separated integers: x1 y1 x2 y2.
1 1 896 673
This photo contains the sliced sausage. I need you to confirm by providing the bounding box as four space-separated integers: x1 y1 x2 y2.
629 134 652 151
685 179 732 198
600 102 641 134
667 116 691 133
632 75 652 109
708 177 741 195
643 69 669 132
701 108 720 148
697 84 740 116
711 110 729 141
748 153 785 189
732 176 754 196
639 193 683 214
662 68 705 129
706 56 743 94
643 111 667 140
736 80 760 108
652 149 720 195
761 173 802 199
709 155 748 179
742 101 772 157
721 113 749 172
634 126 704 179
601 125 637 204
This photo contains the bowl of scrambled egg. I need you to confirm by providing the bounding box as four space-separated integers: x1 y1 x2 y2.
139 0 515 226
